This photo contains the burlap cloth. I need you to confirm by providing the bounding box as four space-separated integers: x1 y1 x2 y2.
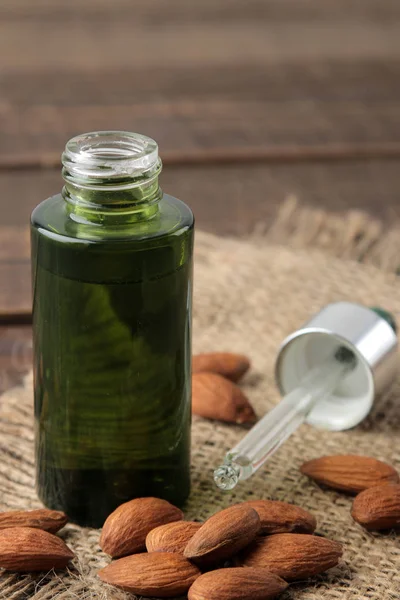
1 204 399 599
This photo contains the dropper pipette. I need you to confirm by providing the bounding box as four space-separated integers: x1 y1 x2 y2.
214 347 356 491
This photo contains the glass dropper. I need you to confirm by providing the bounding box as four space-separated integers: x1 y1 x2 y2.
213 346 357 491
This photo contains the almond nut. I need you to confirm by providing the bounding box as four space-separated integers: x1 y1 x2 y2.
100 497 183 558
184 504 260 566
188 567 288 600
241 500 316 534
98 551 200 597
351 483 400 530
146 521 202 554
0 526 74 572
192 372 256 424
300 455 399 494
237 533 342 581
193 353 250 382
0 509 68 534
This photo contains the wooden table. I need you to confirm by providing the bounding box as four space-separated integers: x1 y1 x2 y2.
1 0 400 393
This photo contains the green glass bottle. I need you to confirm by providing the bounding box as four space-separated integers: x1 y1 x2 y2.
31 131 194 527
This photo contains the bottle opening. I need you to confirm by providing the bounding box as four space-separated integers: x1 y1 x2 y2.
62 131 161 186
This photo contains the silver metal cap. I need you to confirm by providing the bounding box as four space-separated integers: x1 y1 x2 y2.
275 302 398 431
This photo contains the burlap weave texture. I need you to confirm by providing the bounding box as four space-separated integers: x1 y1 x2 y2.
0 229 399 599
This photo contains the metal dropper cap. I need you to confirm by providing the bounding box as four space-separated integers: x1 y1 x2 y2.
275 302 398 431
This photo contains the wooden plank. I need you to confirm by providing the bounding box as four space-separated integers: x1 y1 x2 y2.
1 158 400 318
0 263 31 322
1 0 400 160
0 0 398 15
0 228 31 322
1 61 400 160
0 326 32 394
3 61 400 108
1 0 400 23
4 22 400 72
0 227 30 260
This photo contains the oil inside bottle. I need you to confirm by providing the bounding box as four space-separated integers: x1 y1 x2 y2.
31 132 194 527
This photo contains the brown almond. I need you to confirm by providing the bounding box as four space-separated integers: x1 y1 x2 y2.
192 372 256 424
241 500 316 535
0 527 74 572
98 551 200 597
146 521 202 554
193 353 250 382
188 567 287 600
300 455 399 494
0 509 68 534
351 483 400 530
184 505 261 566
237 533 342 581
100 497 183 558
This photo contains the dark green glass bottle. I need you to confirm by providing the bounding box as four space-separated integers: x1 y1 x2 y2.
31 131 194 527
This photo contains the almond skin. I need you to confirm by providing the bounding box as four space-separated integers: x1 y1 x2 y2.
100 497 183 558
241 500 316 535
192 353 250 382
98 551 200 597
192 372 256 424
188 567 288 600
300 455 399 494
146 521 202 554
351 483 400 530
237 533 342 581
184 504 261 566
0 509 68 534
0 527 74 572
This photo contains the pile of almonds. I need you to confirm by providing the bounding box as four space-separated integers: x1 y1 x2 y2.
0 498 341 599
0 454 399 599
97 497 340 599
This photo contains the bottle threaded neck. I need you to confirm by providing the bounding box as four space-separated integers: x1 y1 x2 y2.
62 131 162 191
61 131 163 225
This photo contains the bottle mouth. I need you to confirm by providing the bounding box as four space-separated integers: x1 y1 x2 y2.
62 131 162 188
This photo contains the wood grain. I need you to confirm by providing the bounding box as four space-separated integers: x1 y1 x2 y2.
0 264 31 322
1 0 399 159
3 22 400 71
1 0 400 161
2 61 400 161
2 0 399 20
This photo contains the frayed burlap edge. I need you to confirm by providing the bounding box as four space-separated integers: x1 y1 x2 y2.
252 195 400 273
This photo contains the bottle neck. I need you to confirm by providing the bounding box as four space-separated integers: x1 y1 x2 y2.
61 131 162 226
62 176 162 225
